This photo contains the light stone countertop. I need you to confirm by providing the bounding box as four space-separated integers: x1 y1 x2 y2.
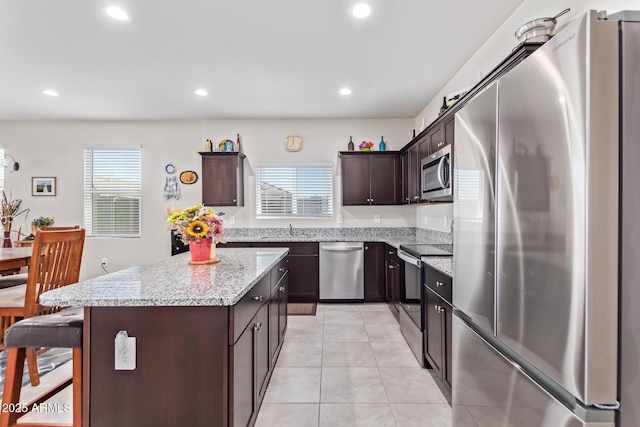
39 247 288 307
422 256 453 277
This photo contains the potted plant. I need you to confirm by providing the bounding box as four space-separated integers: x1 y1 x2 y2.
166 205 225 263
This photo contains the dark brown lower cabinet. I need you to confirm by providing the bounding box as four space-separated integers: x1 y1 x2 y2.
364 242 386 302
87 257 288 427
229 242 318 303
424 286 452 400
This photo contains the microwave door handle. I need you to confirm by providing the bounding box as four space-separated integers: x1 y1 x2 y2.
437 156 447 188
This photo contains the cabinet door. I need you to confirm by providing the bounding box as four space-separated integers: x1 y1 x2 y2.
232 321 255 427
364 242 386 302
429 125 446 153
278 271 289 343
401 152 410 204
269 286 279 368
385 258 400 317
444 116 454 147
256 303 270 401
424 287 443 379
287 255 319 303
445 303 453 390
201 155 242 206
407 145 420 203
370 154 400 205
341 155 371 205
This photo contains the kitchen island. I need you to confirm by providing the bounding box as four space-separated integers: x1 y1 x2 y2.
40 247 289 427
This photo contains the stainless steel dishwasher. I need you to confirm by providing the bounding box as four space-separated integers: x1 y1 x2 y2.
319 242 364 301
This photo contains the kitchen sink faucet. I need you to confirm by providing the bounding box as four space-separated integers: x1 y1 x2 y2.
289 224 293 236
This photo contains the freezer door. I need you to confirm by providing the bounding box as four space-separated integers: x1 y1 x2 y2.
453 82 498 335
453 315 615 427
495 12 618 405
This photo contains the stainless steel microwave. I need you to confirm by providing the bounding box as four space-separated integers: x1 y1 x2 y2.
421 144 452 201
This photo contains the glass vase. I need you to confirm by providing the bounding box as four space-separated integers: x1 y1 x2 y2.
2 230 12 248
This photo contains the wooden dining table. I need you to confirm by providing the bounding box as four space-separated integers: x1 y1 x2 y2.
0 247 33 273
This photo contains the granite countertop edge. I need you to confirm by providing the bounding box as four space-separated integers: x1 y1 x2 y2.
40 248 288 308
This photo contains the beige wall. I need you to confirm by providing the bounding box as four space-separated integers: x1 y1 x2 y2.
0 118 414 279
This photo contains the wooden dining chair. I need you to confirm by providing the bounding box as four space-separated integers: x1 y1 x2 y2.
0 226 81 288
0 227 85 386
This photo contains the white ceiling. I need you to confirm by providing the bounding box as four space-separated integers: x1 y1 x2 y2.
0 0 525 121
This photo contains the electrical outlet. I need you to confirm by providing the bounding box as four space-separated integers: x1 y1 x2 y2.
374 214 381 224
337 214 344 224
101 257 108 266
114 331 136 371
228 215 236 225
424 215 428 225
444 215 449 228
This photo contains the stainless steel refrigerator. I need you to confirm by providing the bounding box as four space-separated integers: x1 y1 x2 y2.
452 10 640 427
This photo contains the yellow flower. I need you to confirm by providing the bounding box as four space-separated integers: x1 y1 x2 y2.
186 220 208 238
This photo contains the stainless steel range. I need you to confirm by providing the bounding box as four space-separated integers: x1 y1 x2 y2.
397 243 452 365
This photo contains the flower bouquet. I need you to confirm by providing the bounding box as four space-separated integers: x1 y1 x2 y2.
166 205 226 263
359 141 374 151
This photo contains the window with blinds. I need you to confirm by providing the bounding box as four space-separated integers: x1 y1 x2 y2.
256 163 333 218
83 146 141 237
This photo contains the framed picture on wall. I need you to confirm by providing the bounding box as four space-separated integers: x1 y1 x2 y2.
32 177 57 196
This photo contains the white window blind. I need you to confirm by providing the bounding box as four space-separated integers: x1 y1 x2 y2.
0 147 5 193
83 146 141 237
256 163 333 218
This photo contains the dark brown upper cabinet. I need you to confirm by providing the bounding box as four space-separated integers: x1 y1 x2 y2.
340 151 401 206
199 152 245 206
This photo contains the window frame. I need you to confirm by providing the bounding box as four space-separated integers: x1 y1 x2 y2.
255 162 334 219
83 145 142 238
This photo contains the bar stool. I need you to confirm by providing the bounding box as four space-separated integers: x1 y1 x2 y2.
0 307 83 427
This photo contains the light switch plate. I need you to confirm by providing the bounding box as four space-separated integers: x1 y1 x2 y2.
444 215 449 228
374 214 381 224
228 215 236 225
115 334 136 371
337 214 343 224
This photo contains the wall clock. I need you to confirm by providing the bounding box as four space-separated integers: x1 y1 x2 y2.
285 135 303 152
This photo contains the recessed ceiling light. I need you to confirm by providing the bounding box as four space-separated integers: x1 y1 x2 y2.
350 3 372 19
339 87 352 96
195 89 208 97
42 89 59 97
105 6 130 21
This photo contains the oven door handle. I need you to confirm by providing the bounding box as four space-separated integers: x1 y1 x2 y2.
398 250 422 268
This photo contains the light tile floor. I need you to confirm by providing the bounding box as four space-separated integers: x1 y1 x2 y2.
256 303 452 427
7 303 452 426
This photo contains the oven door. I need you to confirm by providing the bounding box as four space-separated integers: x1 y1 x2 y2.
397 249 424 330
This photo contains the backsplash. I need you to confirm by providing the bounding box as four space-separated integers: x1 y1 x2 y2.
225 227 452 244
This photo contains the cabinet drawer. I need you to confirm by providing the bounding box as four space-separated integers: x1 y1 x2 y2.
424 265 452 304
271 257 288 290
230 274 270 344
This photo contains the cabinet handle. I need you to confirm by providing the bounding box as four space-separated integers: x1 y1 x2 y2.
436 281 444 287
233 199 237 202
413 196 420 200
254 322 263 332
405 197 410 202
388 251 394 255
365 246 368 250
278 267 285 272
279 286 285 292
389 265 395 269
253 295 263 302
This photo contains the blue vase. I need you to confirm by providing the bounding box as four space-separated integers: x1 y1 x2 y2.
379 136 386 151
